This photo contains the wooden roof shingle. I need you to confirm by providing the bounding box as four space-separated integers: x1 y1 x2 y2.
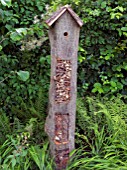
46 5 83 27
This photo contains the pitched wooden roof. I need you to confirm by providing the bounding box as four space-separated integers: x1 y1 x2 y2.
46 5 83 27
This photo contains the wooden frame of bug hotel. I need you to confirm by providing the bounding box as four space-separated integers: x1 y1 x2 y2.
45 5 83 170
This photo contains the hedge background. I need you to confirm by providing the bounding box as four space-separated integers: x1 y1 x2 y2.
0 0 127 113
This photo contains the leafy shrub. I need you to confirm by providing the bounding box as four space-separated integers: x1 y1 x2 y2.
11 88 48 144
1 0 127 113
0 133 31 170
0 136 52 170
29 143 54 170
1 94 127 169
0 111 11 144
75 95 127 168
0 0 50 113
0 88 48 145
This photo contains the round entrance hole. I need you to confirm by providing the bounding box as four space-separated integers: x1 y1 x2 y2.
64 32 68 36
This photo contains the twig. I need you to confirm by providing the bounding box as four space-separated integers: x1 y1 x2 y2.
0 76 10 84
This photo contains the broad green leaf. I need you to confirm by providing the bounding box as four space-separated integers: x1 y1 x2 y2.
92 88 97 93
121 27 127 31
117 82 123 89
0 9 4 20
118 6 124 12
39 57 45 64
17 71 30 81
11 158 16 167
1 0 11 7
10 32 22 41
103 85 110 92
0 45 2 51
22 150 27 157
123 32 127 37
101 1 106 8
110 13 115 19
105 55 110 60
94 83 102 88
79 46 85 52
98 88 104 93
10 28 27 41
15 28 27 35
123 65 127 70
110 81 116 87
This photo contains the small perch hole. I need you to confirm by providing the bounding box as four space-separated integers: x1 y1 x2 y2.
64 32 68 36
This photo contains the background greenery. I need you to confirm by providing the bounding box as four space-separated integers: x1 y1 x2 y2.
1 0 127 112
1 0 127 169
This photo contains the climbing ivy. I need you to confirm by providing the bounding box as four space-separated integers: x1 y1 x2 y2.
0 0 50 112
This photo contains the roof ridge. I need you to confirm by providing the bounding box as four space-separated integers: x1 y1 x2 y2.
45 5 83 27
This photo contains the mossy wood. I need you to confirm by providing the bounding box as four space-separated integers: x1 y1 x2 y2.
45 5 83 170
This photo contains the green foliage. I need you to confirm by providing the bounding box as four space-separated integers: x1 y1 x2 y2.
0 134 50 170
0 0 11 7
16 70 30 82
29 143 54 170
1 1 127 169
75 95 127 168
0 133 31 170
1 0 127 112
0 112 11 144
67 149 127 170
1 94 127 169
10 28 27 42
0 0 50 112
1 0 127 113
11 88 48 144
0 88 48 146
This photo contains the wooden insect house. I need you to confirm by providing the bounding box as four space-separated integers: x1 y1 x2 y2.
45 5 83 170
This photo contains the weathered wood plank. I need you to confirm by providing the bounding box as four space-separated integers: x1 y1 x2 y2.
45 7 82 170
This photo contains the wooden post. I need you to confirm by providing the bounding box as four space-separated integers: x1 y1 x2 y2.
45 5 83 170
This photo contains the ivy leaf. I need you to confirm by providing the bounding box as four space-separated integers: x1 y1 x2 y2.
15 28 27 35
117 82 123 89
94 83 102 88
123 32 127 37
103 85 110 92
79 46 85 52
0 0 11 7
92 83 104 93
105 55 110 60
121 27 127 31
101 1 107 8
10 32 22 41
40 57 45 64
10 28 27 41
110 81 116 87
118 6 124 12
17 71 30 81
